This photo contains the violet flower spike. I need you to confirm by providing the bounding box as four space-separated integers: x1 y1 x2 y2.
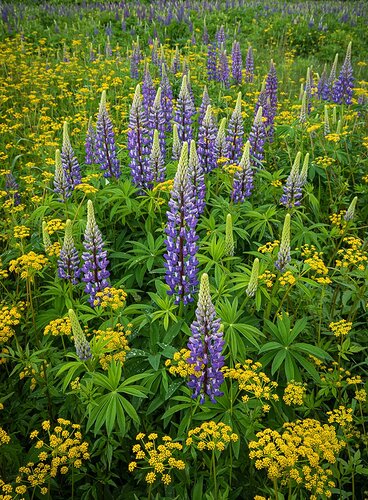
225 92 244 165
249 106 266 168
265 60 278 141
81 200 110 307
61 121 82 188
198 86 211 128
232 41 242 85
187 273 224 404
164 142 199 305
207 42 217 81
58 219 81 284
95 90 121 179
280 152 303 208
198 105 218 174
160 64 173 132
189 139 206 216
332 42 354 105
142 64 156 115
174 75 196 144
149 130 165 183
245 46 254 83
232 141 254 202
85 117 96 165
148 87 166 157
218 45 230 88
5 171 21 206
54 149 72 201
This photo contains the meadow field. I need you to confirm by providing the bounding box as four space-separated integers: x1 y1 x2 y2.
0 1 368 498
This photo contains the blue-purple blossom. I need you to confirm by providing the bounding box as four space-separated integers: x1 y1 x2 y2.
95 91 121 179
198 105 218 174
171 45 180 74
160 64 173 132
232 41 242 85
215 117 227 164
127 84 152 190
174 75 196 144
249 106 266 168
207 42 217 81
130 40 141 79
149 130 165 183
333 42 354 105
142 65 156 114
218 45 230 88
232 141 254 202
198 86 211 128
187 273 224 404
265 60 278 141
85 117 96 165
5 172 21 206
216 25 226 47
81 200 110 307
225 92 244 164
164 142 199 305
148 87 166 157
189 139 206 216
61 122 82 188
280 152 303 208
172 124 181 161
58 219 81 284
245 46 254 83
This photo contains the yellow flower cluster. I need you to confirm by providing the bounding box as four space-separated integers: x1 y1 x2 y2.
258 270 276 288
325 133 340 143
93 287 127 309
329 319 352 337
45 219 65 235
249 419 345 498
9 252 48 280
46 241 61 257
0 302 23 343
335 237 367 271
129 433 185 486
329 210 347 233
278 270 296 286
355 389 367 402
314 156 335 169
0 427 10 446
258 240 280 253
152 179 174 193
12 419 89 498
271 179 282 187
94 323 131 370
283 381 306 406
186 421 238 451
44 317 72 336
222 360 279 411
222 163 243 174
13 225 30 239
165 348 196 377
327 406 353 427
301 245 331 284
74 183 98 194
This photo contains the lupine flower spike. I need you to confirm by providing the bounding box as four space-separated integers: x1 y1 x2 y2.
280 152 303 208
246 258 259 297
324 106 330 135
61 122 82 189
249 106 266 168
164 142 199 304
275 213 291 272
174 75 196 143
225 92 244 164
198 86 211 127
327 53 338 100
344 196 358 222
68 309 92 361
58 219 81 284
218 45 230 88
5 172 21 206
82 200 110 306
187 273 225 404
95 90 121 179
148 87 166 157
149 130 165 183
188 140 206 216
265 60 278 140
160 64 173 132
232 41 242 85
198 105 217 174
42 221 52 253
299 91 307 124
224 214 234 256
232 140 254 202
299 153 309 186
172 124 181 161
54 149 71 201
245 46 254 82
85 117 96 165
333 42 354 105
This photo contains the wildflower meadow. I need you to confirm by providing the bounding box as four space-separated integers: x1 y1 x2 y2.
1 1 368 499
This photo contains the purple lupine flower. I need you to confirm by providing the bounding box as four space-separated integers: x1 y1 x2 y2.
164 142 199 305
151 38 159 66
149 130 165 183
130 41 141 79
142 65 156 115
174 75 196 144
189 139 206 216
305 67 312 114
160 64 173 132
333 42 354 105
61 122 82 188
202 19 209 44
326 53 338 101
184 67 195 106
127 84 152 190
216 25 226 47
198 105 218 174
5 172 21 206
232 141 254 202
95 91 121 179
225 92 244 165
299 91 307 124
148 87 166 157
89 43 96 62
317 64 328 100
54 149 72 201
172 124 181 161
275 213 291 273
265 60 278 141
215 117 227 164
69 309 92 361
207 42 218 81
299 153 309 187
58 219 81 284
324 105 330 135
249 106 266 168
245 46 254 83
232 41 242 85
85 117 96 165
171 45 180 74
187 273 224 404
280 152 303 208
198 86 211 128
218 45 230 88
81 200 110 307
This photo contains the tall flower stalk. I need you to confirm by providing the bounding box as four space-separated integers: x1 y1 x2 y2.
225 92 244 165
333 42 354 105
189 139 206 216
61 121 81 188
69 309 92 361
187 273 225 404
249 106 266 168
54 149 71 201
85 117 96 165
174 75 196 144
198 105 217 174
275 213 291 273
231 41 242 84
232 141 254 202
280 152 303 208
58 219 81 285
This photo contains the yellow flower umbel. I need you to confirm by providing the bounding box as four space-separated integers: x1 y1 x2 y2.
329 319 352 338
94 323 131 370
9 252 48 281
0 302 23 343
283 381 306 406
186 421 238 451
44 317 72 337
249 419 345 498
301 245 331 285
335 237 368 271
129 433 185 486
327 406 353 427
165 348 196 377
93 286 127 310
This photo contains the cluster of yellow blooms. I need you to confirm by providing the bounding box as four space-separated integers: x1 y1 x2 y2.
93 287 127 309
327 406 353 427
45 219 65 235
283 381 306 406
186 421 238 451
329 319 352 337
74 183 98 194
129 433 185 486
1 419 89 499
45 241 61 257
300 245 331 285
314 156 335 169
222 163 243 175
335 237 367 271
258 240 280 254
278 271 296 287
249 419 345 499
44 317 72 336
152 179 174 193
222 360 279 412
0 426 10 446
9 252 48 280
0 302 23 343
165 348 196 377
93 323 131 370
13 225 30 239
258 270 276 288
